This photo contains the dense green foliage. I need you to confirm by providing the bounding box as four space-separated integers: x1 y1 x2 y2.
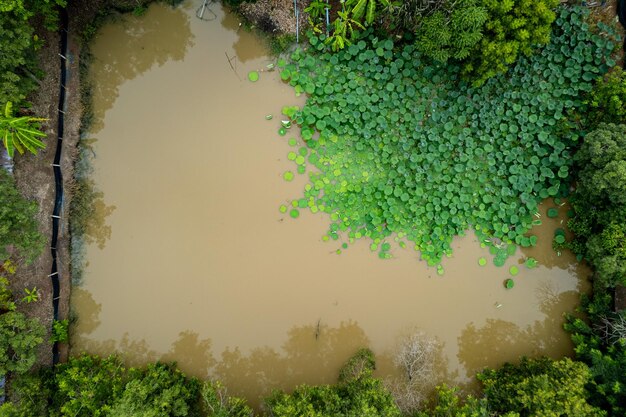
461 0 560 86
0 168 43 262
586 67 626 127
0 0 66 108
414 0 487 64
565 294 626 417
567 123 626 288
107 362 201 417
414 385 496 417
278 6 615 266
51 354 127 416
0 310 45 374
266 349 400 416
199 380 253 417
0 371 50 417
478 356 604 416
310 0 561 85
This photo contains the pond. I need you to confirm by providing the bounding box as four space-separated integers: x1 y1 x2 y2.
71 0 590 408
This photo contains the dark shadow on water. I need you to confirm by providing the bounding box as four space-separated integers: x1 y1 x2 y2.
72 320 371 410
215 320 370 407
220 5 266 63
89 4 195 133
457 285 579 381
70 287 102 336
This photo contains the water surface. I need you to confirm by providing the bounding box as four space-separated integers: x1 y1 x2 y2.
72 1 589 407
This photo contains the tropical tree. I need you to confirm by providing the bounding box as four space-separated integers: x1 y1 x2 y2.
0 101 46 158
478 356 605 416
0 311 45 375
0 168 44 262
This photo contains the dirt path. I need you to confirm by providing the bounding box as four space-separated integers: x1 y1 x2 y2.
10 14 81 368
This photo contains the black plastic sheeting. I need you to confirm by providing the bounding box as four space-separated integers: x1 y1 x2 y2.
50 7 69 365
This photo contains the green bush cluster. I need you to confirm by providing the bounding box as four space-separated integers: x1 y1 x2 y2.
0 0 66 109
309 0 563 85
278 6 615 266
586 67 626 127
4 350 616 416
461 0 560 86
0 168 44 262
565 294 626 417
2 354 251 417
0 311 45 375
478 356 604 416
567 123 626 288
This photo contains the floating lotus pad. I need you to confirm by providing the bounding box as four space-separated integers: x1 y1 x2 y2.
505 279 515 289
276 7 615 266
547 207 559 218
509 265 519 276
554 234 566 244
283 171 294 181
295 155 305 165
290 209 300 218
279 204 287 213
287 152 297 161
525 257 538 268
248 71 259 82
478 257 487 266
278 127 287 136
288 138 297 146
297 165 306 174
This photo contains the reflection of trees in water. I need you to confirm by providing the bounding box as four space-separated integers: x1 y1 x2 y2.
89 5 194 133
220 8 266 64
215 320 370 406
70 288 102 335
457 287 579 379
71 320 370 409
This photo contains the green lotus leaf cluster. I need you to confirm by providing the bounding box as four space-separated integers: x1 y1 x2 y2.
278 7 616 266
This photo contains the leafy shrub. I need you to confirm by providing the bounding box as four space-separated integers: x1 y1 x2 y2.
107 362 201 417
414 384 495 417
0 260 16 312
565 294 626 417
0 167 44 263
568 123 626 287
586 67 626 127
0 0 66 108
414 0 488 63
278 6 615 266
200 380 253 417
51 354 126 417
462 0 561 86
0 311 45 375
338 348 376 382
51 319 68 343
266 350 401 416
0 371 50 416
478 356 605 416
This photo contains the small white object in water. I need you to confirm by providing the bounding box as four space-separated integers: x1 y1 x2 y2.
494 302 503 309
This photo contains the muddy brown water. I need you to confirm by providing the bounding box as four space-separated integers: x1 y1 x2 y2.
72 0 590 408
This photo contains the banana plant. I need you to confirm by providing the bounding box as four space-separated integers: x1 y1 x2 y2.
0 102 46 158
345 0 391 26
304 0 328 20
325 10 365 51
